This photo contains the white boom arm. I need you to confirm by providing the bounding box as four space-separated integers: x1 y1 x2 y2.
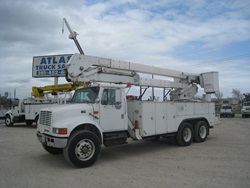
62 18 219 100
63 18 84 55
65 53 219 100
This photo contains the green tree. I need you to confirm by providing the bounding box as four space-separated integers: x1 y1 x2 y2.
243 93 250 101
0 96 12 108
232 89 243 103
214 91 223 100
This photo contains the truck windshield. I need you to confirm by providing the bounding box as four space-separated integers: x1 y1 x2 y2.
71 87 100 104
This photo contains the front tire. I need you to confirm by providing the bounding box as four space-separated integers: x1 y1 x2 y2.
176 122 193 146
63 130 101 168
194 121 208 143
5 115 13 127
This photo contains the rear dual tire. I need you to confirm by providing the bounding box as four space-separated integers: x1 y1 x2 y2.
194 121 208 143
176 122 193 146
176 121 209 146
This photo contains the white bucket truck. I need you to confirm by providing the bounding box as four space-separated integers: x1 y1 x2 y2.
5 97 68 127
36 19 219 168
37 54 219 168
4 83 85 127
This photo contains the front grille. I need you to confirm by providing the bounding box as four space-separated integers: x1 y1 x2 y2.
39 111 52 126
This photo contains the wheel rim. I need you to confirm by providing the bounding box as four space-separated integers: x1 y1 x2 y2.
183 128 191 142
75 139 95 161
199 125 207 139
5 117 11 125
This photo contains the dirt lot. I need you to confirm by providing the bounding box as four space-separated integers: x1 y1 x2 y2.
0 117 250 188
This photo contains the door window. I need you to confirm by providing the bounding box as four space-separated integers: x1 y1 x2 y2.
101 89 116 105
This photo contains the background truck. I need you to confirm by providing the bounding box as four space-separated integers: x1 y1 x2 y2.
219 105 235 118
36 18 220 168
5 83 86 127
5 97 65 127
241 101 250 118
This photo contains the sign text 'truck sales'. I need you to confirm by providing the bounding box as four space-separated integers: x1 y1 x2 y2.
32 54 72 78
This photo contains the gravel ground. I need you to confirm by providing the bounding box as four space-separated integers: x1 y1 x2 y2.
0 117 250 188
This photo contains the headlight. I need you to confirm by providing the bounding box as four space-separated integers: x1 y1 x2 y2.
53 128 68 135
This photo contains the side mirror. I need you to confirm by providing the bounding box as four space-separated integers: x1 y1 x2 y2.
115 89 122 109
95 98 100 104
115 102 122 110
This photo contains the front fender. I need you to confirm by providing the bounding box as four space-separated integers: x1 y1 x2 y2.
5 110 13 122
52 115 103 140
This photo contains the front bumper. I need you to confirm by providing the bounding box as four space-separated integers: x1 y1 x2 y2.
37 131 68 148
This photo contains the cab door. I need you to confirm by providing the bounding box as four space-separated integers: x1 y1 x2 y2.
99 88 127 132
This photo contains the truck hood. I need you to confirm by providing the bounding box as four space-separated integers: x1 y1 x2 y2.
41 103 93 113
38 103 97 136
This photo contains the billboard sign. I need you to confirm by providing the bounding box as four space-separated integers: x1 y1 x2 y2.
32 54 73 78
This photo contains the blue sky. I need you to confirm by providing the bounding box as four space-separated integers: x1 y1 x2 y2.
0 0 250 99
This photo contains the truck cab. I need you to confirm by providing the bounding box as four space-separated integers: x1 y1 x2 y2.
37 83 128 141
37 83 130 167
5 98 26 127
